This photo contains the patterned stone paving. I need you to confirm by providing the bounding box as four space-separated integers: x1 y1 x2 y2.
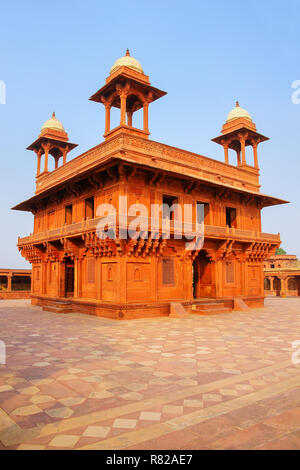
0 297 300 450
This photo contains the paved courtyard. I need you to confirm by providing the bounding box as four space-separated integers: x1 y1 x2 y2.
0 297 300 450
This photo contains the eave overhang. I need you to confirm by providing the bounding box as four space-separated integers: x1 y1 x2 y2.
89 72 167 109
212 128 269 146
27 136 78 152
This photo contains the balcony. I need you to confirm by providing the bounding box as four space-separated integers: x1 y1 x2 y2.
18 215 280 247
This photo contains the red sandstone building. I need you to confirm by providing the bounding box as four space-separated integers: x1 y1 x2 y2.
264 254 300 297
13 50 287 318
0 269 31 299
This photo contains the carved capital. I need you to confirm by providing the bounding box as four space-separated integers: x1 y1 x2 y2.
116 82 131 98
237 132 248 142
33 148 43 157
41 142 51 152
100 95 113 107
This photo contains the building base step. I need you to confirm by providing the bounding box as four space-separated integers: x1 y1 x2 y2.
193 302 225 310
191 301 232 315
169 302 191 318
193 307 232 315
42 303 73 314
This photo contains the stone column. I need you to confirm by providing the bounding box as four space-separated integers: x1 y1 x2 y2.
36 149 42 176
236 150 241 166
238 258 244 296
214 258 223 298
118 257 127 303
143 103 149 133
105 105 111 133
127 111 133 127
78 259 82 298
181 255 193 301
43 144 50 173
74 259 79 298
269 275 274 295
223 143 229 164
58 261 65 297
120 93 127 126
41 261 47 294
253 142 259 168
280 276 287 297
240 136 246 165
7 275 12 292
55 262 60 297
62 146 68 165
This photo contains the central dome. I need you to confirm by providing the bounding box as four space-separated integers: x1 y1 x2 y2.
110 49 144 75
226 101 252 122
41 112 65 132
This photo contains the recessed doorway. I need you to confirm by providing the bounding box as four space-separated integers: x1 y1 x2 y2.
65 259 74 297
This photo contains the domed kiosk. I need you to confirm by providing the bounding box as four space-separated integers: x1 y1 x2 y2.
89 49 166 139
27 112 77 177
212 101 268 168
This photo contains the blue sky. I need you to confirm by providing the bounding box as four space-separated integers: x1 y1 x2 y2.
1 0 299 268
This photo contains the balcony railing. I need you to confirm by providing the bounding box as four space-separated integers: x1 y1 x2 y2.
18 215 280 246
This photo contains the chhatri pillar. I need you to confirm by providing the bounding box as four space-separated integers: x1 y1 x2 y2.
89 49 166 140
212 101 268 169
27 112 77 187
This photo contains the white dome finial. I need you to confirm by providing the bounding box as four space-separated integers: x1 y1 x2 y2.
110 50 144 75
226 101 252 122
41 112 65 132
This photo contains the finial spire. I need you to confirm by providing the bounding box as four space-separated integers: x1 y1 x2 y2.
52 111 56 117
126 48 130 56
235 101 239 107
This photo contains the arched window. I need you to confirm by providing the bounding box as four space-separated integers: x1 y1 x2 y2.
264 278 271 290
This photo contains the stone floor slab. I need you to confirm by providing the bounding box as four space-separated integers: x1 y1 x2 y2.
0 298 299 450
